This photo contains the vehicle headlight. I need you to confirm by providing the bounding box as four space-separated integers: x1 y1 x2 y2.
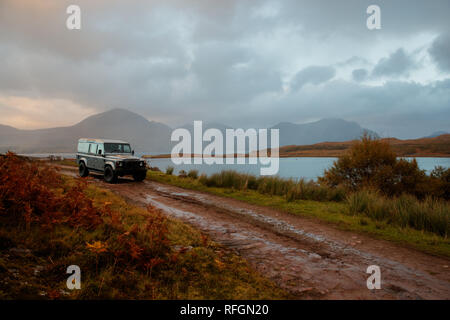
140 161 145 167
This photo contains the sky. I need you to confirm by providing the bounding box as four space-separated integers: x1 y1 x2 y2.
0 0 449 138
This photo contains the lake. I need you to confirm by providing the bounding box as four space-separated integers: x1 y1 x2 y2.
147 157 450 180
19 153 450 180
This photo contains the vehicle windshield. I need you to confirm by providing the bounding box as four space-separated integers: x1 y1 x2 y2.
104 143 132 154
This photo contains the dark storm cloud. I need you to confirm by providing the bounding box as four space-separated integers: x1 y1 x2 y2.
429 33 450 72
233 79 450 139
352 69 368 82
0 0 449 137
280 0 450 36
371 49 417 78
290 66 336 90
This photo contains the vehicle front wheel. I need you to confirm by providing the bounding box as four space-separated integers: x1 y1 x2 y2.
133 171 147 182
79 162 89 177
104 166 117 183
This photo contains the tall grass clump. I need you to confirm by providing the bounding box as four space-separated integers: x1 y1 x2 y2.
187 169 199 179
347 189 449 237
197 170 345 202
165 166 174 175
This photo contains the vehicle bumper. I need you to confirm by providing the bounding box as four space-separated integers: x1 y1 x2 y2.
115 167 147 176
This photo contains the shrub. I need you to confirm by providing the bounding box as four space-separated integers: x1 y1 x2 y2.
0 152 171 270
430 166 450 200
178 170 187 178
165 166 174 175
320 134 429 198
187 170 199 179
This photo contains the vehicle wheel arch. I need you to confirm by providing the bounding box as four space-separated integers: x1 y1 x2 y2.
104 161 116 170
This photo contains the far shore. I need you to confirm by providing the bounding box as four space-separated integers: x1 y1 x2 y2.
144 153 450 159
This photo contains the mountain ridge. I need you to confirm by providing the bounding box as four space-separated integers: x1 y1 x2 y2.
0 108 379 154
0 109 172 154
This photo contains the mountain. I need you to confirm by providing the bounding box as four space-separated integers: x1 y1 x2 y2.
271 118 378 147
0 109 172 154
424 131 449 138
180 122 233 134
176 119 376 152
0 109 379 154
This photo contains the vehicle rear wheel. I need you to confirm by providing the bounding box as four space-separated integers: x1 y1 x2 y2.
79 162 89 177
133 171 147 182
104 166 117 183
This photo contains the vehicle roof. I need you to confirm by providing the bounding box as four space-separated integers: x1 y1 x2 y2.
78 138 129 144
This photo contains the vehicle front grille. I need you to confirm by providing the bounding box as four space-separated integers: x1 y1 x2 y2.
122 160 140 170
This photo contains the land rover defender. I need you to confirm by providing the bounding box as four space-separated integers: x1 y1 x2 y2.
76 138 147 183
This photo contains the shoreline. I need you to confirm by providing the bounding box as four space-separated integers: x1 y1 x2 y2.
144 154 450 159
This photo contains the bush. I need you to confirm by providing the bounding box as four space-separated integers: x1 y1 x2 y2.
0 153 171 269
320 134 429 198
178 170 187 178
430 166 450 200
165 166 174 175
187 170 199 179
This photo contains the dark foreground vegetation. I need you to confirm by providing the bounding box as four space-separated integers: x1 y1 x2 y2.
0 153 288 299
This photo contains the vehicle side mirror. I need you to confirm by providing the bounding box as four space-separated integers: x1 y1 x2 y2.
98 150 102 155
132 150 135 155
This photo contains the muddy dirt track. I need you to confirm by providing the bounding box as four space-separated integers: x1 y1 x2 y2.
58 166 450 299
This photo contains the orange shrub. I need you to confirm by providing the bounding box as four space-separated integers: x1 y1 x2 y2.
0 152 171 271
319 135 440 198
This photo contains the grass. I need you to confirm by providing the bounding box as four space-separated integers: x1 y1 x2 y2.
347 190 449 237
147 170 450 258
198 170 346 202
0 157 290 299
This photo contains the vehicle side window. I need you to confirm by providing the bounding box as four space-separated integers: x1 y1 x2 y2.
89 143 98 154
77 142 89 153
97 143 104 155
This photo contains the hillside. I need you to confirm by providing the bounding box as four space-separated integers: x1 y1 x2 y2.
271 118 378 146
0 109 172 154
0 109 380 154
278 134 450 157
3 108 447 157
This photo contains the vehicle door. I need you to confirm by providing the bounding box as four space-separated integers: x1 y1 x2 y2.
88 143 98 170
96 143 105 170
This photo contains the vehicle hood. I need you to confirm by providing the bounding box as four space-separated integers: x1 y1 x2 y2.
106 154 142 161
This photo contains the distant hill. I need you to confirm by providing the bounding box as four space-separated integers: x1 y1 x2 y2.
7 108 444 157
0 109 172 154
424 131 449 138
271 118 378 146
178 118 376 151
277 134 450 157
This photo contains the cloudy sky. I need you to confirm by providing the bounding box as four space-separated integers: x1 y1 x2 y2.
0 0 449 138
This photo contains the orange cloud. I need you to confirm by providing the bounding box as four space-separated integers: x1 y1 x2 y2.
0 95 96 129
